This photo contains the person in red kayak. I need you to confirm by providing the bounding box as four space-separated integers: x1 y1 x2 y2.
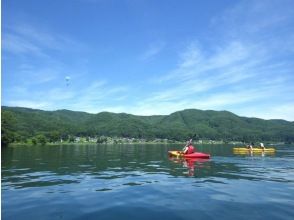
182 139 195 154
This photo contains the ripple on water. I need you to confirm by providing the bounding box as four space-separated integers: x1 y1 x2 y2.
2 144 294 220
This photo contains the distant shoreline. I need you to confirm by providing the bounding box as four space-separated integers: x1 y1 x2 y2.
7 141 285 147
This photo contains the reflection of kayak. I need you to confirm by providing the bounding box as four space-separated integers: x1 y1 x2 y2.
168 157 210 176
168 151 210 159
233 148 275 153
184 158 210 163
233 151 275 155
169 157 209 163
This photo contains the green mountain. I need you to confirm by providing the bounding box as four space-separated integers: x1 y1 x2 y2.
2 106 294 145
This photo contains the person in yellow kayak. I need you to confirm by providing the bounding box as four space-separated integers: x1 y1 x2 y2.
246 143 253 151
260 143 265 150
182 139 195 154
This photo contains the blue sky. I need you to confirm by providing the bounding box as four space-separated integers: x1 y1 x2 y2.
2 0 294 121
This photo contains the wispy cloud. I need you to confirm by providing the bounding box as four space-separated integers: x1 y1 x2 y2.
213 0 294 36
5 79 130 112
71 81 129 110
7 100 51 109
3 1 293 121
3 23 85 56
2 21 89 104
18 66 60 85
237 103 294 121
3 20 130 112
137 1 294 119
2 33 44 56
148 42 264 106
140 41 165 61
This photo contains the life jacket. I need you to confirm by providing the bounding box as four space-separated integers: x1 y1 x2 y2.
186 145 195 154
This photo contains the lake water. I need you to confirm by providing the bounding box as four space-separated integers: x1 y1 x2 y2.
2 144 294 220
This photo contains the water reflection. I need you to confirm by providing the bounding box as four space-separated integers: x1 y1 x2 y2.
168 157 210 176
2 144 294 220
2 144 293 187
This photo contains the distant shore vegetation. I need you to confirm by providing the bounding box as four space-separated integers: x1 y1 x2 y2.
8 135 247 146
2 106 294 147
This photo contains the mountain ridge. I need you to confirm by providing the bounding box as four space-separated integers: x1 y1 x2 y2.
2 106 294 145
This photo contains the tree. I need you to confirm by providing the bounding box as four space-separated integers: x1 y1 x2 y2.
61 134 69 142
36 134 47 145
96 136 107 144
1 111 17 146
1 131 15 146
48 131 60 143
69 136 75 143
31 138 37 145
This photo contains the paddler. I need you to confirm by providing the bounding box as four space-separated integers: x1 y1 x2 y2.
182 139 195 154
246 143 253 151
260 142 265 150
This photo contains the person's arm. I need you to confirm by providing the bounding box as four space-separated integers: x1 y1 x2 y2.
182 141 188 151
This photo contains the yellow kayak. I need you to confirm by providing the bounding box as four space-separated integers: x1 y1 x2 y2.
233 147 275 153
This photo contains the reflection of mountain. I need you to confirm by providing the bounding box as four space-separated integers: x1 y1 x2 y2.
2 144 173 189
2 144 168 174
2 144 288 190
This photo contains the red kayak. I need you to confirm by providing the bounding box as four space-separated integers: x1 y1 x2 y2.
168 151 210 159
184 152 210 159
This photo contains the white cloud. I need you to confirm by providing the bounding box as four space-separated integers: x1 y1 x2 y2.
148 41 264 105
3 1 293 121
7 100 51 110
237 103 294 121
143 1 294 120
3 23 85 57
211 0 294 38
140 42 165 61
2 33 44 56
46 88 76 101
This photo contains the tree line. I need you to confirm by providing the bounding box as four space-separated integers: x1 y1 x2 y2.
1 106 294 146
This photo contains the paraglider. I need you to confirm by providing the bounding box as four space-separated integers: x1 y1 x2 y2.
65 76 71 86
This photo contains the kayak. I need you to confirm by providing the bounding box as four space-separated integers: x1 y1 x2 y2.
169 151 210 159
233 147 275 153
169 157 210 163
233 151 275 155
168 151 210 159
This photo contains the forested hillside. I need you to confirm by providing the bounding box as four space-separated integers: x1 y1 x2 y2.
2 106 294 145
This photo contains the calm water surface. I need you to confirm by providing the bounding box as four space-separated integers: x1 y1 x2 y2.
2 144 294 220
